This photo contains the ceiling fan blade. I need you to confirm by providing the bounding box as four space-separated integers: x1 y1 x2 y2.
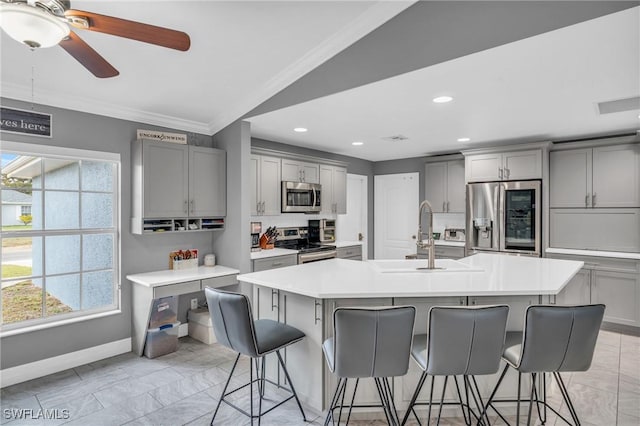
59 31 119 78
65 10 191 51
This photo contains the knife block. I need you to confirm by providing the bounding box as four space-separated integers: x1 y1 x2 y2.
259 234 274 250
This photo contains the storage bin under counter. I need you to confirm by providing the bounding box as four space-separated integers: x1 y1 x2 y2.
127 265 239 356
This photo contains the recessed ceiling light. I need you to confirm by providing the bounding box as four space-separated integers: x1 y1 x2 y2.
457 137 471 142
293 127 308 133
433 96 453 103
352 141 364 146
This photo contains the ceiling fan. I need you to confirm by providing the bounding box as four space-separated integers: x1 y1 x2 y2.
0 0 190 78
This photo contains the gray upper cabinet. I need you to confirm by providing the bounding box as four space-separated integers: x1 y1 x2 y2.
465 149 542 182
251 154 281 216
189 146 226 217
281 159 319 183
140 140 189 218
424 160 464 213
550 144 640 208
131 140 226 234
320 165 347 214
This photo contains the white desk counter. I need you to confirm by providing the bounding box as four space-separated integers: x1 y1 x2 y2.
128 265 239 356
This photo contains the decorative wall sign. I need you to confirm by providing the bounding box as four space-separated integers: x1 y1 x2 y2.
137 129 187 144
0 107 52 138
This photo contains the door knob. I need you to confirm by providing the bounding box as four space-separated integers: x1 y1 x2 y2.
411 235 416 239
358 233 364 241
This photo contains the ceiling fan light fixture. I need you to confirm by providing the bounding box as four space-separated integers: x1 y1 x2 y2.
0 3 70 49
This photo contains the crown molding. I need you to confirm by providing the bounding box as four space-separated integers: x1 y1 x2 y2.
206 0 417 136
1 82 211 135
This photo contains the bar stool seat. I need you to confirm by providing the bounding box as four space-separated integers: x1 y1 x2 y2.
205 287 307 426
402 305 509 426
483 304 606 426
323 306 416 425
254 319 304 354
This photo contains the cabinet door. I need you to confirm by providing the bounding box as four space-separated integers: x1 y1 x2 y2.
189 146 226 217
502 150 542 180
281 159 302 182
555 268 591 305
319 165 334 214
282 292 324 412
142 141 188 218
301 162 320 184
250 155 260 215
592 144 640 207
465 153 501 182
260 156 282 215
550 149 592 208
424 162 447 212
446 160 465 212
333 166 347 214
252 254 297 272
592 270 639 327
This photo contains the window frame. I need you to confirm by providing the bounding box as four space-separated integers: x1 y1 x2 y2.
1 141 121 335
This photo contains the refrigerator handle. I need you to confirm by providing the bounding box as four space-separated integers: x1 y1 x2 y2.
497 183 504 251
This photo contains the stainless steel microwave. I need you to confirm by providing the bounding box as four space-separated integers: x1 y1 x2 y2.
282 181 322 213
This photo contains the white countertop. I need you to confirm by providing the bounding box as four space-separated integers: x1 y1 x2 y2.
237 253 583 299
127 265 239 288
435 240 465 247
250 248 299 260
546 248 640 260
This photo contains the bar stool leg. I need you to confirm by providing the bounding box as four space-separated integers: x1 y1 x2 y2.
554 372 580 426
345 378 359 424
526 373 537 426
435 375 449 425
211 353 241 426
374 378 393 425
325 378 345 426
401 370 428 425
479 363 510 426
453 376 471 426
516 372 522 426
275 351 307 421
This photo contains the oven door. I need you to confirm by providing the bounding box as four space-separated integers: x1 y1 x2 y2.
282 181 321 213
298 250 337 264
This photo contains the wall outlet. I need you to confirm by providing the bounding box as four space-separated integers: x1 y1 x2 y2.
190 298 198 310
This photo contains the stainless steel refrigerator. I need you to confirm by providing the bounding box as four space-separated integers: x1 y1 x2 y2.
466 180 541 257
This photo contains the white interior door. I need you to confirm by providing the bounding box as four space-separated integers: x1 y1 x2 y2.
336 174 368 259
374 173 419 259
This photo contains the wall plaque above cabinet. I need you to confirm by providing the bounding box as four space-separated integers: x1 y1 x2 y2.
131 140 226 234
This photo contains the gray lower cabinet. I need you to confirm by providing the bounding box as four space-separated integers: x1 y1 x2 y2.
546 253 640 328
336 245 362 260
252 254 297 272
434 245 465 259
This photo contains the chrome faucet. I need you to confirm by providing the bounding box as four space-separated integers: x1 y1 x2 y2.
417 200 436 269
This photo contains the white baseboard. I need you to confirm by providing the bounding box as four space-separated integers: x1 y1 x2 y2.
178 322 189 338
0 338 131 388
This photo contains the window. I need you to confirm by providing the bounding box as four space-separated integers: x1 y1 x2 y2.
1 141 120 331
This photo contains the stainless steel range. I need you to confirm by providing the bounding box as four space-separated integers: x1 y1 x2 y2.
275 227 337 263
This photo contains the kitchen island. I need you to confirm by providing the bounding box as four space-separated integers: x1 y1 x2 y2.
236 253 583 417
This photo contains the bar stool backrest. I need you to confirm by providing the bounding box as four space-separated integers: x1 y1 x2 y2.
205 287 259 358
426 305 509 376
332 306 416 378
517 304 605 373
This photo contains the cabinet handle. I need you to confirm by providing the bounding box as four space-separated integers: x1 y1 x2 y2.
447 201 450 212
592 193 596 207
499 168 503 179
261 201 265 214
184 200 188 214
585 194 589 207
459 298 465 305
443 201 446 212
271 289 278 311
471 299 477 305
190 200 194 213
272 262 283 267
314 300 322 324
505 168 510 179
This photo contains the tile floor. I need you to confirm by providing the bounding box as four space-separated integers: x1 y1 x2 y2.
1 330 638 426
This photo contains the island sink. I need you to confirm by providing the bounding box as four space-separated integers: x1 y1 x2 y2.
369 258 484 273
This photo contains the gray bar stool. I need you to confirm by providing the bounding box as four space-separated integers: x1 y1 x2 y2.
401 305 509 426
322 306 416 425
482 304 605 426
204 287 307 426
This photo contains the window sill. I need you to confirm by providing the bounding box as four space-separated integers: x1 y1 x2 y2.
0 309 122 338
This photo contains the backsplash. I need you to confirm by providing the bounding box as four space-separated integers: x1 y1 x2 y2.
432 213 465 237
